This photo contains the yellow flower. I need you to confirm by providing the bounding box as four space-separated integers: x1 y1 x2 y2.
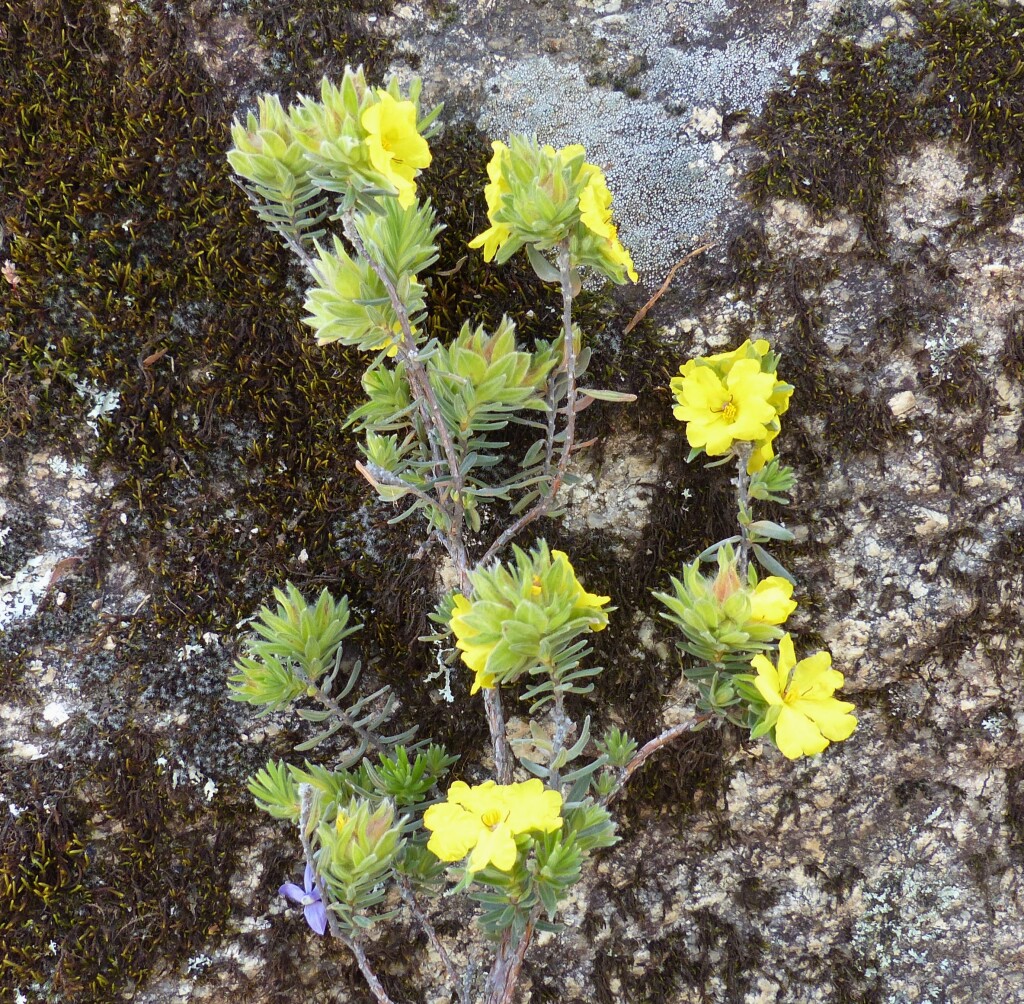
423 779 563 872
751 634 857 759
366 321 406 358
551 549 611 628
577 171 638 282
671 358 778 456
749 577 797 625
578 171 616 240
703 338 772 371
747 425 780 474
450 593 498 695
468 141 514 261
672 341 792 470
361 92 432 208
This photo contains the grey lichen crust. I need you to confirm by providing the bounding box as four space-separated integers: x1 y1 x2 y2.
397 0 872 280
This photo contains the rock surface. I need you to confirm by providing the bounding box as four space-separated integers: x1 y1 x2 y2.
2 0 1023 1002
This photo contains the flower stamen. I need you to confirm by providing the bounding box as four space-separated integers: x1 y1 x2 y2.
481 808 504 828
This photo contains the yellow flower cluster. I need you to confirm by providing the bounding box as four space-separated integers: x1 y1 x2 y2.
575 165 638 282
751 634 857 759
468 139 637 283
449 545 610 695
229 72 432 213
467 140 514 263
670 340 792 472
423 779 563 872
710 557 796 625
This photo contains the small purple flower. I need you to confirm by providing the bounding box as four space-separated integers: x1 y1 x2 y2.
279 862 328 936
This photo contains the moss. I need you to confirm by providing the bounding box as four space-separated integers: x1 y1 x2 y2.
591 909 763 1004
0 729 235 1001
746 35 925 247
246 0 397 95
0 0 378 638
1006 764 1024 863
1000 308 1024 381
0 0 425 996
914 0 1024 181
746 1 1024 243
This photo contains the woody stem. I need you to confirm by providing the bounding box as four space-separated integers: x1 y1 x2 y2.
735 444 753 578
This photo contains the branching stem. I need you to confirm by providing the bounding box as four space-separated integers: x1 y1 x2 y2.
547 687 574 792
484 687 513 785
734 445 753 578
340 212 471 574
292 656 390 757
487 908 540 1004
480 240 578 566
602 713 714 806
298 787 396 1004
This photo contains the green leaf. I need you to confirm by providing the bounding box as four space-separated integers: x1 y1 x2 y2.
575 388 638 403
752 544 795 583
747 520 795 542
526 243 561 282
697 536 742 562
247 760 301 821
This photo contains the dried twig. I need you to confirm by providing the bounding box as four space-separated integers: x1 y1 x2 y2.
623 243 713 335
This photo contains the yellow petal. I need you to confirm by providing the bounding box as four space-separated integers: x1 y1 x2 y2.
502 779 563 834
788 651 839 699
752 653 784 706
777 633 797 679
774 705 829 759
749 578 797 625
424 802 478 862
791 697 857 742
470 665 497 694
467 823 518 872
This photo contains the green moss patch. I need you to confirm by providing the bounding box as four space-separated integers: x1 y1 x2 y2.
0 730 235 1001
746 0 1024 243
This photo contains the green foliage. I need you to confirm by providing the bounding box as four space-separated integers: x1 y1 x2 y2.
348 315 561 524
598 726 639 769
532 831 584 918
229 582 359 709
429 317 557 440
304 233 426 350
227 93 330 249
653 547 787 669
747 458 796 504
361 744 459 808
513 717 610 802
353 194 444 286
453 542 611 706
318 798 406 933
230 583 416 762
249 742 456 826
249 760 303 821
467 799 616 938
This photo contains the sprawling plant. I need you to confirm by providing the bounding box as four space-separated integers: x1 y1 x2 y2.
226 65 856 1003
